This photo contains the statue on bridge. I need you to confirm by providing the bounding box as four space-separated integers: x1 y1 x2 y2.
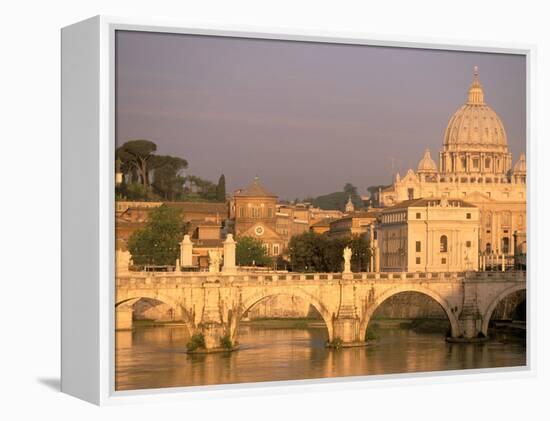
208 250 221 273
343 246 352 274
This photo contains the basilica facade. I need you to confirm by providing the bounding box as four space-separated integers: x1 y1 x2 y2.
379 68 526 259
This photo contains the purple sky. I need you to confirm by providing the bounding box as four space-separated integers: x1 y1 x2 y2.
115 31 526 201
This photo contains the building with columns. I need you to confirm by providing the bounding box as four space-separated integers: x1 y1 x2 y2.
379 67 526 259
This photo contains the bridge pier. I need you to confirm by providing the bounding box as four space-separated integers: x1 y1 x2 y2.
189 282 234 352
198 322 228 350
332 317 364 347
330 281 365 347
115 305 133 331
452 290 485 342
459 316 483 339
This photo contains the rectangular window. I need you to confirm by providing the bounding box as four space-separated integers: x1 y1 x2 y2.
416 212 421 219
407 188 414 200
466 241 472 248
273 244 279 255
473 158 479 168
239 207 245 217
441 258 447 264
466 213 471 219
416 241 421 252
416 257 421 264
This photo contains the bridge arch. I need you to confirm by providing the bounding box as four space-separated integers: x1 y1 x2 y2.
481 284 527 336
115 293 194 331
116 292 180 312
231 288 334 343
360 285 460 339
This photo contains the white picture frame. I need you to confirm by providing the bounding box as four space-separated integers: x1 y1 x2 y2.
61 15 536 405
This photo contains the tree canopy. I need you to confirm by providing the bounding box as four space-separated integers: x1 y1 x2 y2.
216 174 226 202
116 139 226 203
116 139 157 188
288 232 370 272
305 183 363 211
366 184 390 207
127 206 188 266
151 155 188 200
235 236 272 267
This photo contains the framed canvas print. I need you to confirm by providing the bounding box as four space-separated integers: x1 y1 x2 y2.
61 16 533 405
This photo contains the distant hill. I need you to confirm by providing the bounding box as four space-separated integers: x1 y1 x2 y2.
307 183 364 211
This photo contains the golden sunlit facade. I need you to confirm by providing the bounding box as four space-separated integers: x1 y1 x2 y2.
380 68 526 259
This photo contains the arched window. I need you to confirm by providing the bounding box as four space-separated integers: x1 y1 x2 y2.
440 235 448 253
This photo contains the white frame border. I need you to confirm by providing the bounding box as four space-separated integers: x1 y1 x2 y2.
65 15 537 405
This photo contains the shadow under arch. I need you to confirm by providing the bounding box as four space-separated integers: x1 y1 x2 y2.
481 284 527 336
360 286 460 339
231 289 334 343
115 294 194 332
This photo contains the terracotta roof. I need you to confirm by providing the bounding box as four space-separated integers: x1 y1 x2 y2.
335 211 379 221
382 198 476 211
115 220 145 228
164 201 228 214
234 177 277 198
310 218 332 227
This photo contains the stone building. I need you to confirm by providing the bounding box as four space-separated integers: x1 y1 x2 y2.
378 198 480 272
276 203 310 246
344 195 355 213
115 200 229 254
379 67 526 258
328 210 380 239
233 177 285 256
308 207 344 223
309 218 332 234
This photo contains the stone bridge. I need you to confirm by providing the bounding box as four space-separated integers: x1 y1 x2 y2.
115 270 526 350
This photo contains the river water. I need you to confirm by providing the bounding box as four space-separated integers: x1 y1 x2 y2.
115 323 526 391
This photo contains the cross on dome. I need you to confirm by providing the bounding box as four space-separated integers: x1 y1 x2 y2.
468 65 484 105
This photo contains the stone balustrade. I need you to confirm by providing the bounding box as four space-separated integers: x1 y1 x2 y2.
116 269 525 288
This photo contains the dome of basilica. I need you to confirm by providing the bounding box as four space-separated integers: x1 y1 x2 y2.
443 67 508 153
417 148 437 173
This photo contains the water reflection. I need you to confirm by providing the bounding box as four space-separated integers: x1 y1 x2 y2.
115 324 526 391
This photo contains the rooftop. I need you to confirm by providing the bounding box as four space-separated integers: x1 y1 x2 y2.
234 176 277 198
382 198 477 211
